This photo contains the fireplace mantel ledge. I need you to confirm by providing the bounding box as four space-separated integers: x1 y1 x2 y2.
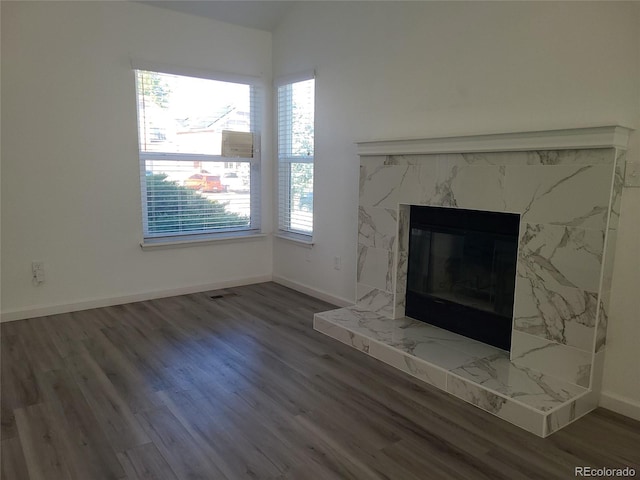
356 125 632 156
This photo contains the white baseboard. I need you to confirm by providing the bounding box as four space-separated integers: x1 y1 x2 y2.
599 391 640 422
0 275 272 323
272 275 352 308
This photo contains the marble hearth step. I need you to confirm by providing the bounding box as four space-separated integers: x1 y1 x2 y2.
314 306 597 437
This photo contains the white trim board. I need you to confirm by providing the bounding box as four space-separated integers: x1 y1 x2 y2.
0 275 272 323
356 126 632 156
272 275 352 308
600 391 640 422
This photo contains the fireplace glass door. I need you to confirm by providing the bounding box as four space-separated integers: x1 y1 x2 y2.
406 206 519 351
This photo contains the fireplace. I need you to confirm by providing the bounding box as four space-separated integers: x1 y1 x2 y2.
405 206 519 351
315 126 629 437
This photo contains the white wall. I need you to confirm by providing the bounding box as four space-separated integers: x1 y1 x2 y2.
272 2 640 411
1 1 273 319
601 23 640 418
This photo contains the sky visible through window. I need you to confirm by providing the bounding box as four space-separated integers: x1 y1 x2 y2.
137 70 251 155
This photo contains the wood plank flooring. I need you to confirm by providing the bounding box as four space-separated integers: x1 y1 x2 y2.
2 282 639 479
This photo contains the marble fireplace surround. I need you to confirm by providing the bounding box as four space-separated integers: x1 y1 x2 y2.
314 126 630 437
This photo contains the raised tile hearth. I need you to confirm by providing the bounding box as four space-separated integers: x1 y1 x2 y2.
314 306 597 437
315 126 630 437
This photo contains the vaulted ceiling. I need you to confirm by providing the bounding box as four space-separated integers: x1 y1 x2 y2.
140 1 294 31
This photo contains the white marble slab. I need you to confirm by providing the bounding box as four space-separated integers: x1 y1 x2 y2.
504 165 612 230
359 164 420 208
518 223 604 293
601 229 618 293
446 375 546 437
388 149 614 168
356 284 394 318
358 206 397 250
450 353 585 411
357 244 394 292
514 265 598 353
544 399 578 436
596 290 610 353
510 330 592 388
432 164 507 212
314 315 371 353
608 151 626 231
368 342 447 390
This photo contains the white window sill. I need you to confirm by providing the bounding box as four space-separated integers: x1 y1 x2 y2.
141 232 266 250
275 232 314 247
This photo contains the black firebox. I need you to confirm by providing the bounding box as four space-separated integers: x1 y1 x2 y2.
405 206 519 351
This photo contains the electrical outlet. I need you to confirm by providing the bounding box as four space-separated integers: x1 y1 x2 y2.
333 256 342 270
32 261 45 285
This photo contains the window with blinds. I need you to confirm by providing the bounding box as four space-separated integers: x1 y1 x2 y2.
135 69 261 242
277 74 315 236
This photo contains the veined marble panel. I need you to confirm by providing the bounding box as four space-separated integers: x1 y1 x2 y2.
386 154 437 166
388 149 614 168
399 321 503 359
596 289 610 353
451 353 585 411
504 165 612 230
393 250 407 319
394 205 410 318
574 350 606 419
357 244 394 292
601 229 618 293
517 149 613 166
518 223 604 293
359 155 388 169
514 228 599 352
397 205 410 254
544 349 603 435
462 149 614 167
356 284 394 318
359 164 437 208
544 399 578 436
608 151 626 231
314 316 370 353
368 342 447 389
514 278 597 352
431 164 507 212
315 308 411 350
510 331 592 388
446 375 545 437
358 206 397 250
315 306 502 361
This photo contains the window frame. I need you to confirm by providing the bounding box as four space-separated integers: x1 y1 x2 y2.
276 71 316 239
133 63 263 245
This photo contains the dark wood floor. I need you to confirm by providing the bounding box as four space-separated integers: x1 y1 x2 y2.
2 282 639 479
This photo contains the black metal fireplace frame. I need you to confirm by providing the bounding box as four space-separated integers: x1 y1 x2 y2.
405 206 520 351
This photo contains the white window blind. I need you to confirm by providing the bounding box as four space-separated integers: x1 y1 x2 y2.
135 69 261 241
277 74 315 236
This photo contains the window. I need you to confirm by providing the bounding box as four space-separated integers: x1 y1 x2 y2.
277 74 315 237
135 67 261 243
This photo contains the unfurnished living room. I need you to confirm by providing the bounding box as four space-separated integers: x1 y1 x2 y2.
2 1 640 479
